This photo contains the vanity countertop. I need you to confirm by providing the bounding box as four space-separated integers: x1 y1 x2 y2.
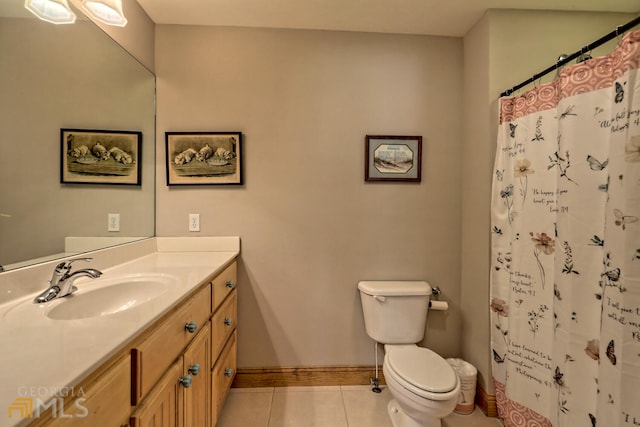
0 238 238 427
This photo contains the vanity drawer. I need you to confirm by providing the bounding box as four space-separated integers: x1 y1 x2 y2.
212 261 237 311
132 284 211 404
211 330 237 425
211 289 237 360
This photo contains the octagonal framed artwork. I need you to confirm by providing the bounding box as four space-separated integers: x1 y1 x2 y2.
365 135 422 182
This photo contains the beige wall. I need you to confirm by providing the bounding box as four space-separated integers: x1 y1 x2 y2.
155 26 464 367
460 10 636 394
461 13 492 393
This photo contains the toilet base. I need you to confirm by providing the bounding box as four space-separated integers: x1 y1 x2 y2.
387 399 442 427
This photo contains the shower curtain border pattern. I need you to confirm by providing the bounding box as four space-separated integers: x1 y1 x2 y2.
494 380 552 427
500 29 640 124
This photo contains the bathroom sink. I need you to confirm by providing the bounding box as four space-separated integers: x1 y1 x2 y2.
44 274 178 320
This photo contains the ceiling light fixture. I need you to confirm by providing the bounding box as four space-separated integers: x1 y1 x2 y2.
24 0 76 25
80 0 127 27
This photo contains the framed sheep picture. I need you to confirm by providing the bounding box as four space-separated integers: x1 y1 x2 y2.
165 132 243 185
61 129 142 185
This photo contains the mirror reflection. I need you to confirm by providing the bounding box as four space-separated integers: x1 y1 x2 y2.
0 1 155 271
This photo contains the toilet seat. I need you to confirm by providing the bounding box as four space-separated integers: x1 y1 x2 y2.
384 346 458 401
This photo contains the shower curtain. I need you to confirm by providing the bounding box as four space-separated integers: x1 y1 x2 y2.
490 29 640 427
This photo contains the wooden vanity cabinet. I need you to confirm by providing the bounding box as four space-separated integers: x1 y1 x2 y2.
131 284 212 405
210 261 238 426
129 359 182 427
211 261 236 311
182 322 211 427
211 290 237 360
130 323 210 427
36 354 131 427
132 259 237 427
211 330 237 425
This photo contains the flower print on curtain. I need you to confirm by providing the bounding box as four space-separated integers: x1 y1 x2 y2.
490 29 640 427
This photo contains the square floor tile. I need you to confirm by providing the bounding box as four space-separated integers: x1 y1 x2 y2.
341 385 393 427
216 388 273 427
443 408 504 427
269 387 348 427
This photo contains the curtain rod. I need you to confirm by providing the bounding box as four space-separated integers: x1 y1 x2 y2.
500 15 640 98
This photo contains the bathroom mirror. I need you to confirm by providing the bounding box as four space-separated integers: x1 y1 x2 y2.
0 1 155 271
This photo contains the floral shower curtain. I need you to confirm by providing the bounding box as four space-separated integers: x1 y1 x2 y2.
490 30 640 426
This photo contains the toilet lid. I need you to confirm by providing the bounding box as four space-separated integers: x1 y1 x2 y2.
386 347 457 393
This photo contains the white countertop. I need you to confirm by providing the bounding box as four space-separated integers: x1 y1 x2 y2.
0 237 239 427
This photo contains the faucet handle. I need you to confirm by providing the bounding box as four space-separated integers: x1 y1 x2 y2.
58 257 94 271
50 257 94 285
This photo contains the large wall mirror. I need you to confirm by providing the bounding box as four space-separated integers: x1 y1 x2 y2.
0 1 155 271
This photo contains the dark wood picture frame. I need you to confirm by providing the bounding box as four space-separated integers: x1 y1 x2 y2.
165 132 243 185
61 128 142 185
365 135 422 182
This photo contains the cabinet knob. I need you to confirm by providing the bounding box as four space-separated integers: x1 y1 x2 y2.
185 321 197 333
188 363 201 376
226 280 235 288
180 375 192 388
224 317 233 326
224 368 234 377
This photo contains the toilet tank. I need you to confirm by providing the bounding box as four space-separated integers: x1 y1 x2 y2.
358 281 431 344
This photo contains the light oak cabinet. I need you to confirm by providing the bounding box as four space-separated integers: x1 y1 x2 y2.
211 290 237 360
211 330 237 425
129 259 237 427
130 323 210 427
131 284 212 405
40 355 131 427
32 258 238 427
210 262 238 426
132 260 237 427
183 323 211 427
129 359 182 427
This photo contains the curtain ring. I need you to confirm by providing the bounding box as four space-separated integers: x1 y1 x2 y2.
577 46 592 63
616 25 624 45
534 75 542 88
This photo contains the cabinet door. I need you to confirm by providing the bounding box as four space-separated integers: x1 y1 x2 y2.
41 355 131 427
183 323 211 427
130 360 183 427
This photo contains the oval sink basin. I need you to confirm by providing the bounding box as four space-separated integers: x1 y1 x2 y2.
45 275 177 320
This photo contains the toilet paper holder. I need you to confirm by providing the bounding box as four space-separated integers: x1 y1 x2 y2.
429 286 448 311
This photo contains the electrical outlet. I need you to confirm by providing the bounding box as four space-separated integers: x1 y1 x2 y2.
189 214 200 232
108 213 120 232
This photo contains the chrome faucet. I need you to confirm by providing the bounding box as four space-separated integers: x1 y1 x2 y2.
33 257 102 303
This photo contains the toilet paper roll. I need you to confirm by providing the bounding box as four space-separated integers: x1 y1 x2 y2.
429 300 448 311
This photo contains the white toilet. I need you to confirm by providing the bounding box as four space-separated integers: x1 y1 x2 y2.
358 280 461 427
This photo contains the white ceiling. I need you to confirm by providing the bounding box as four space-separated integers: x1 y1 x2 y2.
136 0 640 37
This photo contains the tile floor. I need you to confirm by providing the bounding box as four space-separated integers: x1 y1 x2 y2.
217 386 503 427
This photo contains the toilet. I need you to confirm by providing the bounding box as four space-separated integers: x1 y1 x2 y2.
358 281 460 427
